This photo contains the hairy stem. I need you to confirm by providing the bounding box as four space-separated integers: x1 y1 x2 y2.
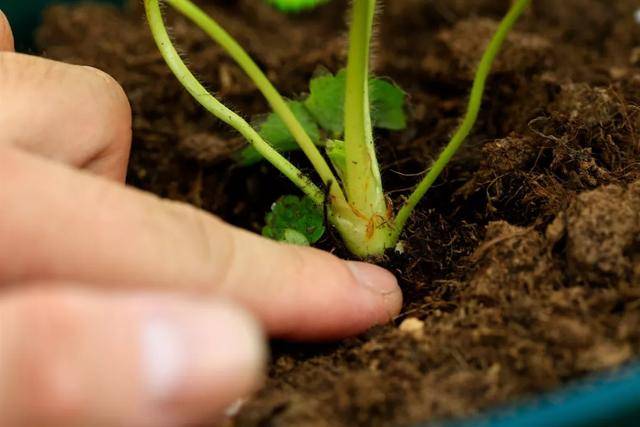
144 0 323 204
343 0 386 217
160 0 346 204
324 0 395 258
392 0 531 242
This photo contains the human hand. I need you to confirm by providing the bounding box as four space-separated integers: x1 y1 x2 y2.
0 11 401 427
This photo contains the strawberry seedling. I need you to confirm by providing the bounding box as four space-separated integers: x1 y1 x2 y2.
144 0 531 257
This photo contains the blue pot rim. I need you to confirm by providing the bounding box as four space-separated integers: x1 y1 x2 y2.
432 363 640 427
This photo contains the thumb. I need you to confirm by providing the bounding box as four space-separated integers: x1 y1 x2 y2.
0 286 266 427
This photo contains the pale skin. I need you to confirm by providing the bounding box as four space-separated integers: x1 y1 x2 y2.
0 11 401 427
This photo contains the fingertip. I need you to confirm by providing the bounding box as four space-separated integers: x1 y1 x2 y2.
346 261 403 319
235 239 403 341
0 10 14 52
301 255 402 340
139 299 267 411
134 297 268 425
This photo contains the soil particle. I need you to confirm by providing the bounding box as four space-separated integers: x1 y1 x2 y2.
557 182 640 285
35 0 640 426
550 83 621 129
425 18 552 79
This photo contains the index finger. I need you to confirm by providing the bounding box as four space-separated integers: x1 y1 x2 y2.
1 145 402 341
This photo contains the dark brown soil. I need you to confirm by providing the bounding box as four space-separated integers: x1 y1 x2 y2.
37 1 640 426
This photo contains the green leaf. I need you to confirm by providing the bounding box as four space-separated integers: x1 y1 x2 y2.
304 70 347 137
282 229 311 246
236 101 320 165
262 195 325 245
259 101 320 148
369 78 407 130
266 0 329 12
236 70 407 165
304 69 407 136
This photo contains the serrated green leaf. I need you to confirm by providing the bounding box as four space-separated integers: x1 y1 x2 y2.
262 195 325 245
266 0 329 12
369 78 407 130
236 101 320 165
304 69 407 136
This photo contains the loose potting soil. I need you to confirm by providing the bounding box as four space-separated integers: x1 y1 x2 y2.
37 1 640 425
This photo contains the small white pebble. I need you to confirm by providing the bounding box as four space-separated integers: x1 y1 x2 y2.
399 317 425 335
635 8 640 24
225 398 247 417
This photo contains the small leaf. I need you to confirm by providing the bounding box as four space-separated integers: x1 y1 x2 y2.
370 78 407 130
263 195 325 245
236 101 320 165
305 69 407 136
237 70 407 165
266 0 329 12
304 70 347 136
259 101 320 148
282 229 311 246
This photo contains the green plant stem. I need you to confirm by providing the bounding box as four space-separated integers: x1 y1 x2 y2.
144 0 323 204
343 0 386 217
160 0 345 205
325 0 395 258
392 0 531 242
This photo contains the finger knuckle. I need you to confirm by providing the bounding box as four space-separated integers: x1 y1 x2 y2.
0 10 13 50
159 199 235 291
83 66 130 110
82 65 132 139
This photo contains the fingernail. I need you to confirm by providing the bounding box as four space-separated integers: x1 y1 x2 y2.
346 262 403 319
140 301 266 408
347 261 400 294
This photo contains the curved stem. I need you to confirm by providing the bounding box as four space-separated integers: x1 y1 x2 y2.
161 0 345 205
392 0 531 242
144 0 323 204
